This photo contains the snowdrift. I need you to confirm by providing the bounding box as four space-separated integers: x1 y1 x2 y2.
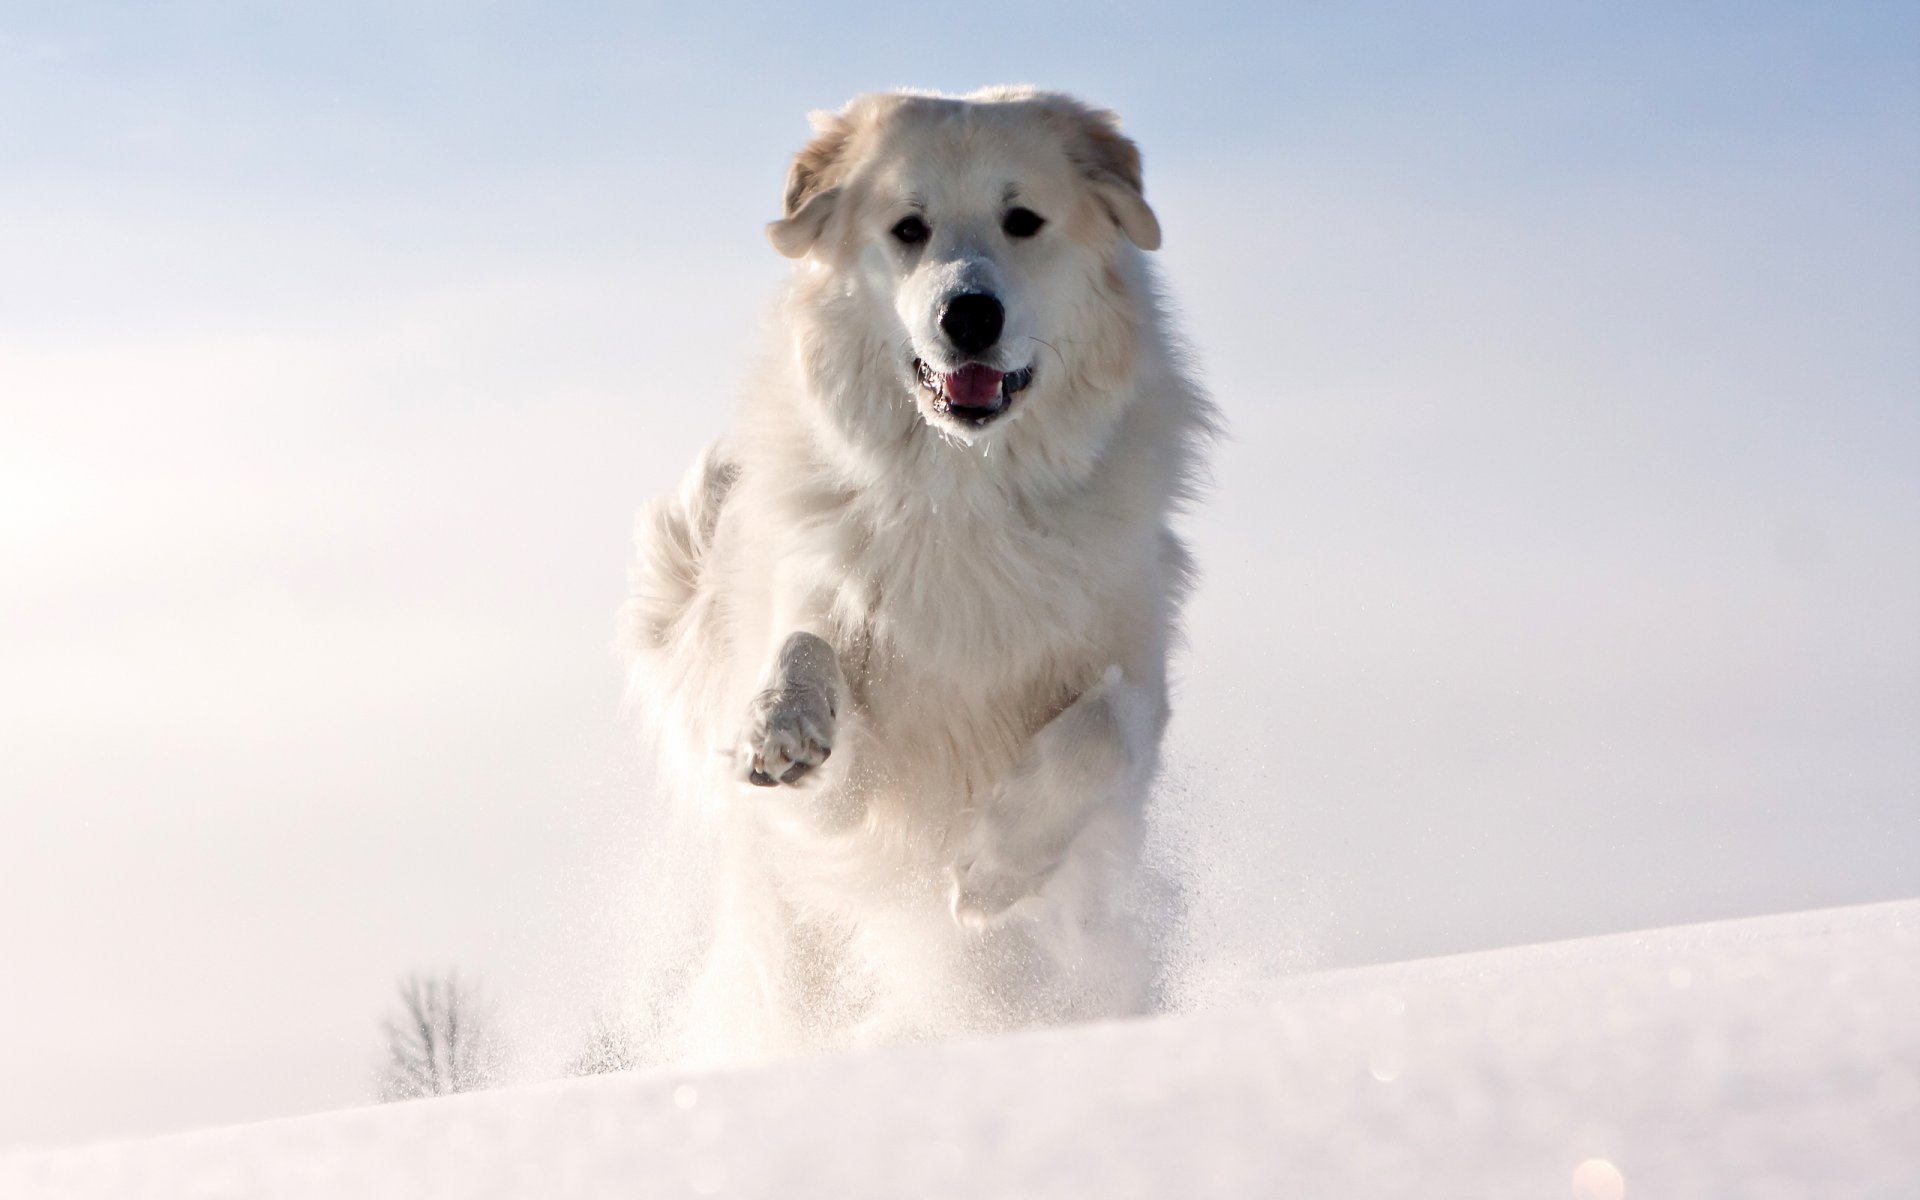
6 900 1915 1199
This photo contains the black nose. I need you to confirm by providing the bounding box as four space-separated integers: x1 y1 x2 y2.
939 292 1004 356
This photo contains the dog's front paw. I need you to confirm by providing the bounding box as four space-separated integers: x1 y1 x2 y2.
948 846 1049 930
741 684 835 787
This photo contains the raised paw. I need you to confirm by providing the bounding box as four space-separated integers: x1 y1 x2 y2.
741 684 835 788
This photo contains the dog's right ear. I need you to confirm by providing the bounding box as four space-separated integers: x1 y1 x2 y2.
767 112 851 259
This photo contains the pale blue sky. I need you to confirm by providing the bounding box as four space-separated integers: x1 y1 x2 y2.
2 1 1916 1147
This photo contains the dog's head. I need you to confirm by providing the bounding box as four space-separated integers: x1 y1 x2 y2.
767 89 1161 443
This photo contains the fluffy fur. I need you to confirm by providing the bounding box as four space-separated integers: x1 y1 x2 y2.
621 87 1215 1060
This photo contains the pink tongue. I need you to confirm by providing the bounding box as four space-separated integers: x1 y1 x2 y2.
943 364 1005 408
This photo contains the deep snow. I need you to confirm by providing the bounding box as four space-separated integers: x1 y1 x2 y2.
5 899 1914 1199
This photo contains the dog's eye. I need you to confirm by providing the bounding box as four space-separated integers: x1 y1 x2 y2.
891 216 930 245
1002 207 1046 238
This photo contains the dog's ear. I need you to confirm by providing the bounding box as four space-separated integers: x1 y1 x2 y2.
1069 108 1161 252
767 112 851 259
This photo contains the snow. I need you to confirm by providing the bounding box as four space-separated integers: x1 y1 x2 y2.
5 900 1915 1199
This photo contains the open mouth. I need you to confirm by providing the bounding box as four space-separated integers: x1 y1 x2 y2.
913 360 1036 427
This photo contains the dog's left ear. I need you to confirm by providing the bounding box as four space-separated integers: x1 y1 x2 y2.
1070 108 1161 252
767 111 851 259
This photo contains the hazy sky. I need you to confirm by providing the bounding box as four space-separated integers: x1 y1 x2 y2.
3 1 1916 1148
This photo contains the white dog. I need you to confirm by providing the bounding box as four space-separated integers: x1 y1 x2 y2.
622 87 1215 1060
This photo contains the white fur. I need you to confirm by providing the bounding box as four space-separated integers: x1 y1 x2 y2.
622 88 1216 1061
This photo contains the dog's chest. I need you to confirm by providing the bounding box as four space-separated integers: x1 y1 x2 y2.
839 494 1109 678
828 513 1088 811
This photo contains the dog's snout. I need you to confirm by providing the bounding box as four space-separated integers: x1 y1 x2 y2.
939 293 1004 356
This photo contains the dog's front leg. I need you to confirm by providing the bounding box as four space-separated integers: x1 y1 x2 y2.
741 627 843 787
949 666 1161 928
739 559 848 789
